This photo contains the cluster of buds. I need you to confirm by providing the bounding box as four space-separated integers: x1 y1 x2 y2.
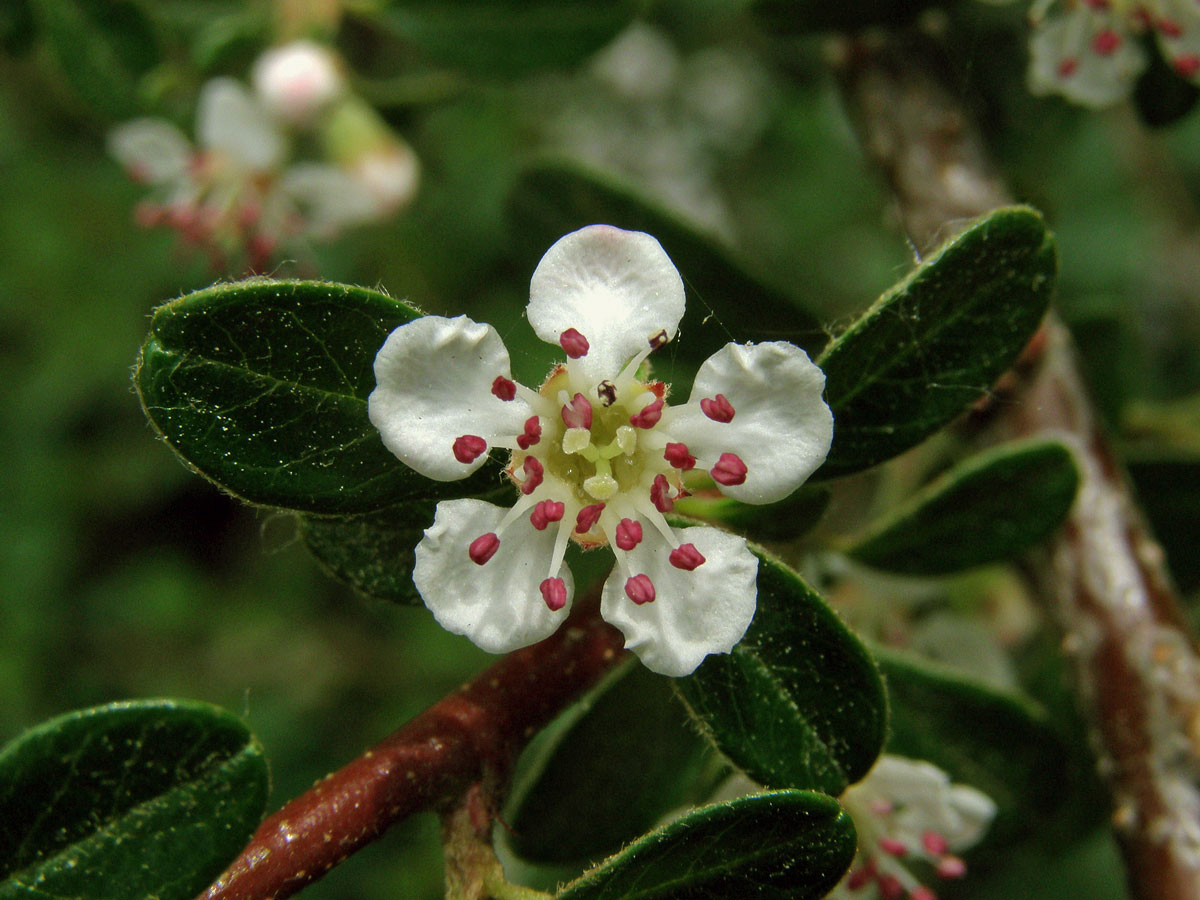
985 0 1200 107
108 40 418 272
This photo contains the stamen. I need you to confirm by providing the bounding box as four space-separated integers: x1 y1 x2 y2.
597 380 617 407
630 398 663 429
520 456 544 495
529 499 565 531
879 838 908 857
517 415 542 449
700 393 736 422
921 832 949 856
669 543 706 570
1091 28 1121 54
491 376 517 401
615 518 643 550
625 574 656 605
1159 17 1183 38
575 503 605 534
1175 55 1200 77
648 329 669 349
559 328 590 358
468 533 500 565
562 392 594 429
711 452 748 486
615 426 637 455
650 474 675 513
878 874 904 900
909 888 938 900
562 427 591 454
539 577 567 611
452 434 487 464
935 857 966 880
846 866 874 891
664 442 696 470
1057 57 1079 78
583 472 618 500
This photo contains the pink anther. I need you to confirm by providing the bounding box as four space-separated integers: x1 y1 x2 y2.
1057 57 1079 78
846 866 874 891
935 857 966 880
468 533 500 565
1092 28 1121 54
540 577 567 611
520 456 544 495
1159 16 1184 37
624 574 656 605
1175 54 1200 77
909 887 938 900
559 328 590 358
921 831 949 856
650 474 675 513
530 499 565 530
561 392 593 429
878 874 904 900
615 518 643 551
711 452 748 486
629 398 663 429
664 442 696 470
700 393 736 422
669 543 706 570
575 503 605 534
879 837 908 857
517 415 542 449
491 376 517 401
453 434 487 464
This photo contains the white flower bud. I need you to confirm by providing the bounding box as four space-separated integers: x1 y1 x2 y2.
252 40 344 126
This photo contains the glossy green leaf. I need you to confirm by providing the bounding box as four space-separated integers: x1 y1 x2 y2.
27 0 157 118
675 485 831 544
846 439 1079 575
380 2 630 76
506 163 827 374
136 279 494 514
816 207 1057 479
507 664 723 865
877 649 1073 841
554 790 855 900
0 699 268 900
676 552 886 796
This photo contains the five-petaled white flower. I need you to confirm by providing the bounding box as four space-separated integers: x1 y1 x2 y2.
835 755 997 900
368 225 833 677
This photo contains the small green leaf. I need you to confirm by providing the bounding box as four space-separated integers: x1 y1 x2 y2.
506 163 827 374
555 790 855 900
0 699 268 900
135 279 492 514
878 649 1074 841
845 439 1080 575
676 552 886 796
506 664 723 865
816 207 1057 479
380 2 630 76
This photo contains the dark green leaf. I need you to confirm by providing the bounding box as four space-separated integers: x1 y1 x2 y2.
506 163 827 377
135 279 497 514
846 439 1079 575
554 790 855 900
507 664 723 865
1128 457 1200 593
1134 42 1200 128
675 484 831 544
0 699 268 900
878 648 1074 842
816 206 1056 479
27 0 158 118
380 2 630 77
754 0 953 33
676 552 886 795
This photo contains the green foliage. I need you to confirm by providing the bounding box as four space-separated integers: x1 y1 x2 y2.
846 439 1080 575
0 700 268 900
553 791 856 900
676 552 887 796
816 207 1057 478
753 0 954 32
674 485 831 544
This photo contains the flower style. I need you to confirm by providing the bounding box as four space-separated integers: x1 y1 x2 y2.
834 756 997 900
986 0 1200 107
368 225 833 677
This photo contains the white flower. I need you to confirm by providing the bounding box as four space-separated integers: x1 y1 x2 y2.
368 225 833 677
989 0 1200 107
251 40 345 126
835 756 997 900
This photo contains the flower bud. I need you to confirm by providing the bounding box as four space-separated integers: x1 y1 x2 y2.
252 40 345 126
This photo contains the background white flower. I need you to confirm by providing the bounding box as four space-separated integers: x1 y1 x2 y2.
369 224 833 676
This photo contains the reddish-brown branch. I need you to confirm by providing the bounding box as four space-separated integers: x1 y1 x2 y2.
835 32 1200 900
202 600 625 900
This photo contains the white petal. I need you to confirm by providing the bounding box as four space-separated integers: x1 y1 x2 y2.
414 499 573 654
941 784 998 849
666 342 832 504
601 525 757 677
1027 11 1144 108
107 119 193 184
279 163 380 236
369 315 533 481
196 78 286 170
527 225 685 385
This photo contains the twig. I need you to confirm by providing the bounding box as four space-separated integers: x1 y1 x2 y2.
834 31 1200 900
201 599 625 900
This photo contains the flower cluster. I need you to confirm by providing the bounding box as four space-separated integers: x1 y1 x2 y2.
108 41 418 272
368 225 833 676
986 0 1200 107
835 756 997 900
